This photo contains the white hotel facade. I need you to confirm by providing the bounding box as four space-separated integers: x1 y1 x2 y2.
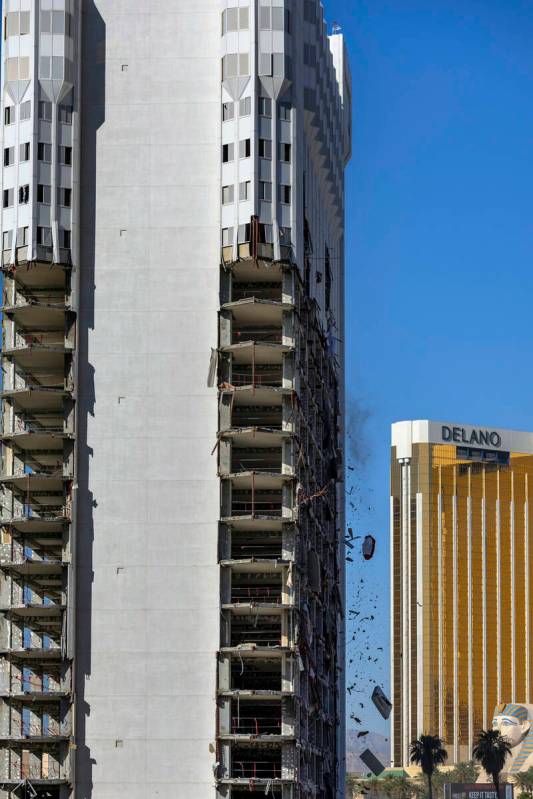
0 2 351 798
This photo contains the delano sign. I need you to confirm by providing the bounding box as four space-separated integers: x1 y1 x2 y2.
441 426 502 448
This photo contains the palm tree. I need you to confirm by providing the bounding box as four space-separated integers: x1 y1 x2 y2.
472 730 513 797
410 735 448 799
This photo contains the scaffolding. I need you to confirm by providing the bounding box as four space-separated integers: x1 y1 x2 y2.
0 259 75 799
216 240 342 799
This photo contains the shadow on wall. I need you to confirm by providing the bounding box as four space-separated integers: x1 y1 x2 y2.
75 2 105 797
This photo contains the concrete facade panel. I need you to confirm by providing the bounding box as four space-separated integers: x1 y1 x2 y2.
78 2 221 795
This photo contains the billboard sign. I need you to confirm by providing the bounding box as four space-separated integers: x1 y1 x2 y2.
444 784 513 799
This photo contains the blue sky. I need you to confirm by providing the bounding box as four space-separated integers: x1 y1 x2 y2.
326 0 533 739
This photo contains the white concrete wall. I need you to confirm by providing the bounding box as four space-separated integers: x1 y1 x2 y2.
77 2 221 797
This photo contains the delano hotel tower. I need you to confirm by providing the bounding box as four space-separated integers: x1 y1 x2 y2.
391 420 533 766
0 2 351 798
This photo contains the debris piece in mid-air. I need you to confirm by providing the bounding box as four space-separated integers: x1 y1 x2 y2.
360 748 385 776
362 534 376 560
372 685 392 719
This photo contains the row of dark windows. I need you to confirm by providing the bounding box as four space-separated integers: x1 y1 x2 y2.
3 226 70 249
4 143 72 166
221 182 291 205
222 140 291 163
4 100 73 126
222 224 291 247
222 98 291 122
3 185 71 208
4 10 73 38
221 7 291 34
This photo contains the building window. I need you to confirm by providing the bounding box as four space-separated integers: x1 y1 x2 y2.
61 229 71 249
17 227 29 246
260 7 271 28
304 1 316 24
58 188 72 207
222 54 238 79
3 231 12 250
279 103 291 121
4 107 14 125
280 227 292 246
279 185 291 204
259 97 272 118
19 143 30 162
259 223 273 244
37 227 52 246
18 185 30 205
238 223 251 243
222 185 234 205
239 53 249 75
281 143 291 163
37 184 51 205
38 143 52 162
259 53 272 77
222 53 250 80
39 101 52 121
4 147 14 167
3 189 14 208
222 143 234 163
304 44 316 67
222 8 237 33
258 139 272 159
259 181 272 202
239 181 251 201
59 146 72 165
6 12 30 36
273 53 290 78
222 7 249 34
40 10 67 34
239 96 251 117
58 104 73 124
20 101 31 121
6 57 29 81
272 7 286 31
222 102 234 121
239 139 251 159
222 227 234 247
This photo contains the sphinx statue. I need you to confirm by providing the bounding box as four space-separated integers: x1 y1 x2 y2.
489 703 533 776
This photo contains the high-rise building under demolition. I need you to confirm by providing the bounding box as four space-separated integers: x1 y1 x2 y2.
391 420 533 767
0 2 351 798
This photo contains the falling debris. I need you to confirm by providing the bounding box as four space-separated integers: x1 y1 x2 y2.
372 685 392 720
360 748 386 776
357 730 369 738
362 534 376 561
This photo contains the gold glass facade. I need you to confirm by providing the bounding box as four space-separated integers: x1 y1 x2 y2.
391 431 533 766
